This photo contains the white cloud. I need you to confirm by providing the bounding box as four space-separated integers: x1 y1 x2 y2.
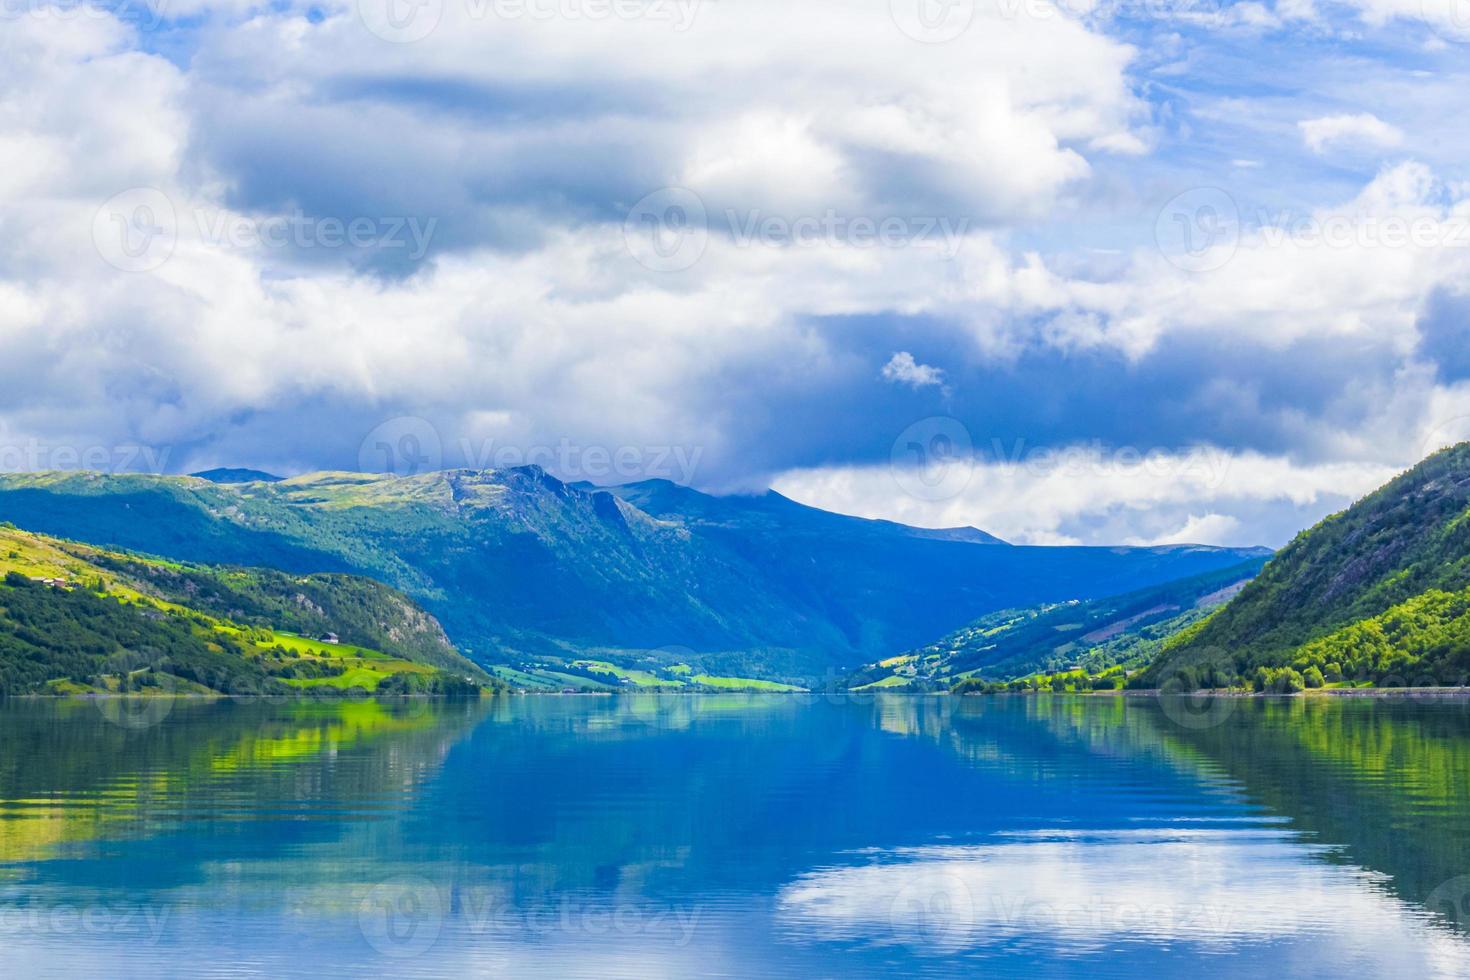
1126 513 1242 546
773 449 1398 547
880 352 946 390
1299 113 1404 154
778 832 1470 972
1 5 1469 552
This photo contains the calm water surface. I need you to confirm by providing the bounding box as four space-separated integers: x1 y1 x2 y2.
2 694 1470 978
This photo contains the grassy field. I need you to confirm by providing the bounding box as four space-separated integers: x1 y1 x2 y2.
688 674 805 692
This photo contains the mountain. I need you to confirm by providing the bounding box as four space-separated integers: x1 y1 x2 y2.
593 479 1010 545
847 557 1269 690
0 469 1269 682
1146 442 1470 690
190 468 283 484
0 523 491 696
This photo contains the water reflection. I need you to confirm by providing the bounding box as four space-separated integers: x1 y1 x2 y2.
0 694 1467 978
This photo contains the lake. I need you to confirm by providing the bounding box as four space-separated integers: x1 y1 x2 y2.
2 694 1469 978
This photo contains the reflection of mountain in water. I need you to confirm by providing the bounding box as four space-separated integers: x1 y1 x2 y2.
940 694 1470 939
0 698 488 869
6 693 1470 975
1130 696 1470 929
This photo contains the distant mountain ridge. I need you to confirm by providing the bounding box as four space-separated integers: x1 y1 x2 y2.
0 468 1269 682
191 468 283 484
592 480 1010 545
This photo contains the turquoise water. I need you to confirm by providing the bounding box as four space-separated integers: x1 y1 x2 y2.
2 694 1469 978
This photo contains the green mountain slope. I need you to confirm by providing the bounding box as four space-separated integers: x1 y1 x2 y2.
846 557 1269 690
1147 442 1470 689
0 524 492 696
0 469 1269 681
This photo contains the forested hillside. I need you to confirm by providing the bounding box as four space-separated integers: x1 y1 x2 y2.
0 525 492 697
1145 443 1470 691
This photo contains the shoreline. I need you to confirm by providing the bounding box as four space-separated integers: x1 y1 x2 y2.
1122 687 1470 699
11 685 1470 702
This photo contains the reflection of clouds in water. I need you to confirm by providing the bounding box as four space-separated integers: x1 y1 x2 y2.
777 828 1470 975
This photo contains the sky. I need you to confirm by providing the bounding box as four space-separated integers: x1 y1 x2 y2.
1 0 1469 547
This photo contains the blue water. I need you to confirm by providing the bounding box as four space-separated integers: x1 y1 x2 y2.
2 694 1469 978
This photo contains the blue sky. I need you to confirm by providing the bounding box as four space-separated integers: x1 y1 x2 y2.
1 0 1468 546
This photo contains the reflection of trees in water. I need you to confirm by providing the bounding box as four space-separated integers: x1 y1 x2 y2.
0 698 489 866
988 694 1470 936
1148 697 1470 930
11 692 1469 943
